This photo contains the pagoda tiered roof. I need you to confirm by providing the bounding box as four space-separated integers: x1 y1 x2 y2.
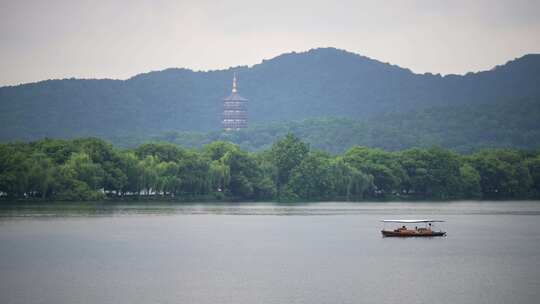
223 92 248 101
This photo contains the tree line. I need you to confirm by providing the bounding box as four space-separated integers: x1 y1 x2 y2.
1 135 539 201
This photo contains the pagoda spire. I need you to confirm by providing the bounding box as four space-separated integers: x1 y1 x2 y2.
232 73 237 93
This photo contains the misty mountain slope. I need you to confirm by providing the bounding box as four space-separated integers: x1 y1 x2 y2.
113 98 540 153
0 47 539 141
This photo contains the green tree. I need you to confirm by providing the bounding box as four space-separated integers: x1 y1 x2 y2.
344 147 403 196
136 142 188 163
209 160 230 193
327 157 373 200
459 163 482 198
140 155 159 195
399 147 462 198
27 152 56 198
203 141 239 161
288 152 331 200
54 152 105 200
116 151 143 196
0 145 31 198
156 161 182 196
177 151 211 195
270 134 309 196
468 150 532 198
525 153 540 197
32 138 76 164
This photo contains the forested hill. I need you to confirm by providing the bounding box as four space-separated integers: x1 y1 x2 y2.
113 98 540 153
1 47 539 142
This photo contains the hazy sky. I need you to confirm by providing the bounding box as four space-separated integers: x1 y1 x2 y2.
1 0 539 86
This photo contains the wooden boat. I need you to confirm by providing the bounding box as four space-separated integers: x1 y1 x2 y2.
381 219 446 237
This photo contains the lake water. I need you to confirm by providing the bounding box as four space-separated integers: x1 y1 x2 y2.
1 201 539 304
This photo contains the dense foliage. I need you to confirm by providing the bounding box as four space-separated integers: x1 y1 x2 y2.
115 98 540 153
1 48 539 142
1 136 539 202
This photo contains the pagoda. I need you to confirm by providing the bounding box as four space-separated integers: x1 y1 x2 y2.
222 73 248 131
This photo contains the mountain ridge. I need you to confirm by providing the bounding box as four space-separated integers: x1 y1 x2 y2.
1 47 539 145
3 47 539 88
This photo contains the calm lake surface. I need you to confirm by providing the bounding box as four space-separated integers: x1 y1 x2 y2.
1 201 539 304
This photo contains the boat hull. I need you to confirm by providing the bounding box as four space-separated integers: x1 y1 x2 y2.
381 230 446 237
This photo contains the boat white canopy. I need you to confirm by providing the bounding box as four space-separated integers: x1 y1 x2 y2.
380 219 445 223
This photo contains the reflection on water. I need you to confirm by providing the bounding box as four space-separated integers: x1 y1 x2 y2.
1 201 540 218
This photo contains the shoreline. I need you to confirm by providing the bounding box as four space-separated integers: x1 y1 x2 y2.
2 198 539 205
